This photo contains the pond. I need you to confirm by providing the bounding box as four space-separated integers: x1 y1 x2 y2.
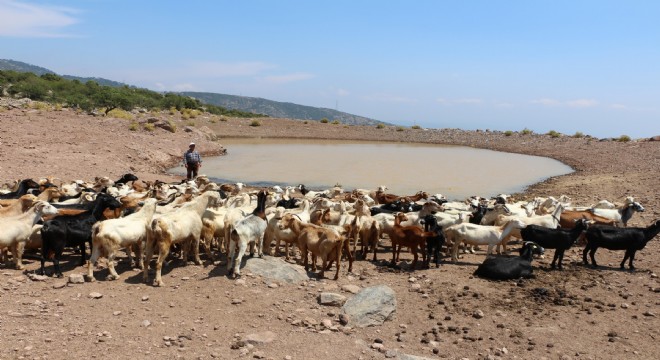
169 138 573 200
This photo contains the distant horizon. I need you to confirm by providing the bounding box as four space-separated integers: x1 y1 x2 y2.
1 1 658 138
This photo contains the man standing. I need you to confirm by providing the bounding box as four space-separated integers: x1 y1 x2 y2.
183 142 202 180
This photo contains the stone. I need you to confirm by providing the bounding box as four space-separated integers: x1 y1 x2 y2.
142 295 149 301
244 331 276 345
473 309 485 319
68 274 85 284
253 351 266 359
52 281 67 289
341 285 397 328
242 256 309 284
341 284 361 294
141 320 151 327
28 274 48 282
89 292 103 299
318 293 347 307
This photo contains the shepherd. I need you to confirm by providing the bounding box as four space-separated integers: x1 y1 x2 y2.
183 142 202 180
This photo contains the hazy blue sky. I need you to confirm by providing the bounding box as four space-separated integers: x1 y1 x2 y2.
1 0 658 138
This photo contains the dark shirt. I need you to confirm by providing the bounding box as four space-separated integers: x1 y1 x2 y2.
184 150 202 165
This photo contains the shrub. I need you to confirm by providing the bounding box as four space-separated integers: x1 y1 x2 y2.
186 120 196 127
320 118 329 123
376 124 385 129
32 101 50 111
343 125 349 128
573 131 584 138
303 120 308 124
521 128 534 135
167 120 177 133
396 127 404 132
547 130 561 138
331 120 340 125
209 117 217 124
54 103 63 111
143 123 155 131
220 116 227 122
107 108 134 120
169 107 177 115
504 130 514 136
617 135 631 142
249 120 261 127
411 125 421 129
128 122 139 131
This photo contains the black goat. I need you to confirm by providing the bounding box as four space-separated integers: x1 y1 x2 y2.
582 219 660 270
520 218 589 270
276 197 300 209
473 242 545 280
39 193 122 277
0 179 40 199
115 173 139 185
420 214 445 268
469 204 489 225
370 200 416 215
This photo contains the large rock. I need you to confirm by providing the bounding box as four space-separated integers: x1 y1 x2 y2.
244 331 276 345
341 285 396 327
242 256 309 284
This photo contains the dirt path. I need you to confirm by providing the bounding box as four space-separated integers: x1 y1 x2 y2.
0 106 658 360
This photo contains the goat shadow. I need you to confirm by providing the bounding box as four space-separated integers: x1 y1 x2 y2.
578 262 638 273
22 252 86 277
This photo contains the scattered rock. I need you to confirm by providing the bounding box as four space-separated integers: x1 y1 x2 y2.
89 292 103 299
231 298 243 305
341 285 397 328
52 281 67 289
643 311 656 317
473 309 485 319
341 284 361 294
318 292 347 307
68 274 85 284
28 274 48 282
244 331 276 345
141 295 149 301
141 320 151 327
242 256 309 284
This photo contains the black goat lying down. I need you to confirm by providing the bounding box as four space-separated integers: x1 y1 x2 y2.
473 242 545 280
583 219 660 270
420 214 445 268
520 218 589 270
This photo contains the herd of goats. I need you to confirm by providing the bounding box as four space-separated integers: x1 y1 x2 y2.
0 174 659 286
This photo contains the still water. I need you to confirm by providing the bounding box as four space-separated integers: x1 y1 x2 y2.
170 138 573 200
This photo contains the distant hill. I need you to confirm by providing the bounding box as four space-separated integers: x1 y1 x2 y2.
0 59 127 87
1 58 386 125
181 92 386 126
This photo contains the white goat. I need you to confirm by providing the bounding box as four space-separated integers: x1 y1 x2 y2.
143 191 219 286
86 198 159 281
227 190 269 278
0 201 58 269
445 219 527 262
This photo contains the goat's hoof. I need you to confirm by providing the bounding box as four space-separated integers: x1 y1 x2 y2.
155 280 164 287
106 274 119 281
56 273 64 278
84 275 96 282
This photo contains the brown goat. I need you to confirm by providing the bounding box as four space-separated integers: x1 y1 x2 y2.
390 212 432 269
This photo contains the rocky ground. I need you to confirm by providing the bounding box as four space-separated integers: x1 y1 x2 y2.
0 103 659 360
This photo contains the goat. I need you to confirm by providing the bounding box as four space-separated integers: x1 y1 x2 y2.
227 190 269 279
39 193 122 277
277 212 349 279
420 214 445 268
389 212 429 269
114 173 139 185
520 218 589 270
143 191 219 286
0 179 40 200
0 201 58 269
445 219 526 262
582 220 660 270
0 194 38 218
473 242 545 280
351 199 381 261
590 200 644 227
86 198 158 281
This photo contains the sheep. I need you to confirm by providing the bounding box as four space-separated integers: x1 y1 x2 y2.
582 219 660 270
86 198 159 281
0 201 58 269
520 218 589 270
473 242 545 280
445 219 526 262
226 190 269 279
143 191 220 286
277 212 348 279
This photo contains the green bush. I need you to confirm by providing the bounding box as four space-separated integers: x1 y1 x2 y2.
303 120 308 124
396 127 404 132
249 120 261 127
167 120 177 133
573 131 584 138
143 123 155 131
547 130 561 138
411 125 421 129
504 130 514 136
521 128 534 135
320 118 329 123
376 124 385 129
107 108 134 120
617 135 631 142
331 120 340 125
186 120 196 127
128 122 139 131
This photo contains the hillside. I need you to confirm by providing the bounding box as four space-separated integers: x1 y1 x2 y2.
181 91 386 126
0 59 127 87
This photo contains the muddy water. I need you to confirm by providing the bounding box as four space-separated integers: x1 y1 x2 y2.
170 138 573 200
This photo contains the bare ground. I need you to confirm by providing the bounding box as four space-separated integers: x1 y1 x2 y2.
0 107 659 360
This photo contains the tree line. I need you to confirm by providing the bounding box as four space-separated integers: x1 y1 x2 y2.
0 70 265 118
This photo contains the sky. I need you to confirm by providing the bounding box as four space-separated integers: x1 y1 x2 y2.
1 0 659 138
